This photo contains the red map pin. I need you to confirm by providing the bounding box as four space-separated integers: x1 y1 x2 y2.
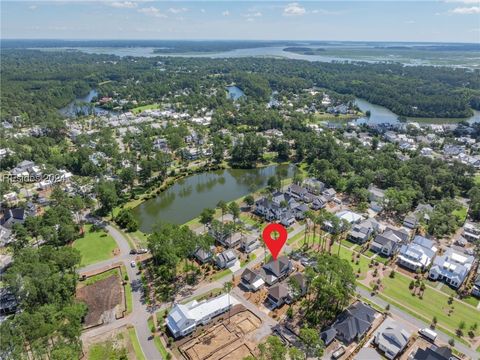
262 223 288 260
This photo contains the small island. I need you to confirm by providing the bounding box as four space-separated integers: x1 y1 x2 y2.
283 46 326 55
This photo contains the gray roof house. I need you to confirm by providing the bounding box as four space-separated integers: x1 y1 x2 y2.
368 185 385 203
397 235 437 272
333 302 377 344
193 246 215 264
374 318 411 359
471 268 480 297
215 249 238 269
354 348 381 360
240 268 265 292
287 184 308 200
411 346 454 360
302 178 325 195
429 248 474 288
348 218 381 244
266 283 291 309
262 256 294 286
322 188 336 201
463 222 480 242
240 235 260 253
370 227 409 257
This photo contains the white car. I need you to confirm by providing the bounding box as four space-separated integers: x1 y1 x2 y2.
130 261 136 268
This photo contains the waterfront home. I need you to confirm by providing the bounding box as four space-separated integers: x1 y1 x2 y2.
370 227 409 257
302 178 325 195
182 148 201 161
333 302 377 344
240 268 265 292
429 248 474 288
216 249 238 269
311 196 327 210
240 235 260 253
348 218 381 244
193 246 215 264
374 318 411 359
218 232 242 249
397 235 437 271
262 256 294 286
166 294 239 338
287 184 308 200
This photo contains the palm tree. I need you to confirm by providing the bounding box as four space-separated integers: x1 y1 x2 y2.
217 200 228 223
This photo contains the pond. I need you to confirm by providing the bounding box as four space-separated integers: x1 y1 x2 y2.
132 164 293 233
59 89 115 117
226 86 246 101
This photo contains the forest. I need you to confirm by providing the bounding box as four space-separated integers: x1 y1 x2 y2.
1 49 479 122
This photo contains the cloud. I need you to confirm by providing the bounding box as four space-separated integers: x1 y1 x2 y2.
200 9 206 13
138 6 166 18
405 20 416 24
108 1 138 9
29 5 37 10
242 11 262 18
451 6 480 13
168 7 187 14
222 10 230 16
283 2 306 16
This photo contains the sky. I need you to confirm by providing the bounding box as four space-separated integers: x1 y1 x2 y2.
1 1 479 43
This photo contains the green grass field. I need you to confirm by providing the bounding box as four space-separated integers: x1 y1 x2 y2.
380 273 478 334
452 207 468 223
128 327 146 360
131 103 161 114
73 225 118 266
474 174 480 186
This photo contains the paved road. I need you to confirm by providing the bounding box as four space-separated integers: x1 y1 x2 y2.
357 287 478 360
80 225 162 360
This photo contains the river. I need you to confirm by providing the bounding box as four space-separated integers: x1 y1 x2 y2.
132 164 293 233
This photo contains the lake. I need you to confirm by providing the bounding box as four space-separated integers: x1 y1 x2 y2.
227 86 246 100
132 164 293 232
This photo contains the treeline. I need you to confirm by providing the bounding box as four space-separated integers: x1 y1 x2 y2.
2 50 479 122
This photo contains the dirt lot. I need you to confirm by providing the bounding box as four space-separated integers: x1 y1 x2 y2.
177 309 260 360
82 325 136 360
76 271 124 328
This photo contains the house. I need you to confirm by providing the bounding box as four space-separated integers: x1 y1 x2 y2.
320 327 337 346
324 210 363 234
193 246 215 264
397 236 437 271
322 188 336 201
333 302 377 344
302 178 325 195
403 213 418 229
0 287 17 315
240 235 260 253
183 148 201 160
374 319 411 359
311 196 327 210
240 268 265 292
411 346 455 360
218 232 242 248
10 160 35 176
166 294 239 338
287 184 308 200
354 348 381 360
266 283 291 309
280 211 296 227
288 272 307 298
262 256 294 286
429 248 474 288
0 225 12 247
368 185 385 203
463 222 480 242
348 218 381 244
370 227 409 257
0 208 28 229
216 249 238 269
413 204 434 224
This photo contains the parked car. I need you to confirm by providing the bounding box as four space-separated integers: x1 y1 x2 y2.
137 248 148 254
130 249 137 255
130 261 136 268
332 345 346 359
419 328 437 342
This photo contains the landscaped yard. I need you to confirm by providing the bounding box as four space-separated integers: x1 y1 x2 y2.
73 225 118 266
131 103 161 114
452 206 468 223
380 273 478 335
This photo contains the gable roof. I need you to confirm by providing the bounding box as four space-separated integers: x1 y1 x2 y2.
263 256 291 277
334 302 376 343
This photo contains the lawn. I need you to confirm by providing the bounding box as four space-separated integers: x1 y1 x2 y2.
209 268 232 281
475 174 480 186
452 207 468 223
240 253 257 267
462 295 480 308
131 103 161 114
128 327 146 360
380 272 478 334
331 244 370 280
120 265 133 314
82 268 119 286
73 225 118 266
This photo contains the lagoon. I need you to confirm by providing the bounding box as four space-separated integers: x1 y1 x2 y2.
132 164 293 233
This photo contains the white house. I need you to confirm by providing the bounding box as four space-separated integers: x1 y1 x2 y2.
429 248 474 288
166 294 239 338
374 318 411 360
397 236 437 271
